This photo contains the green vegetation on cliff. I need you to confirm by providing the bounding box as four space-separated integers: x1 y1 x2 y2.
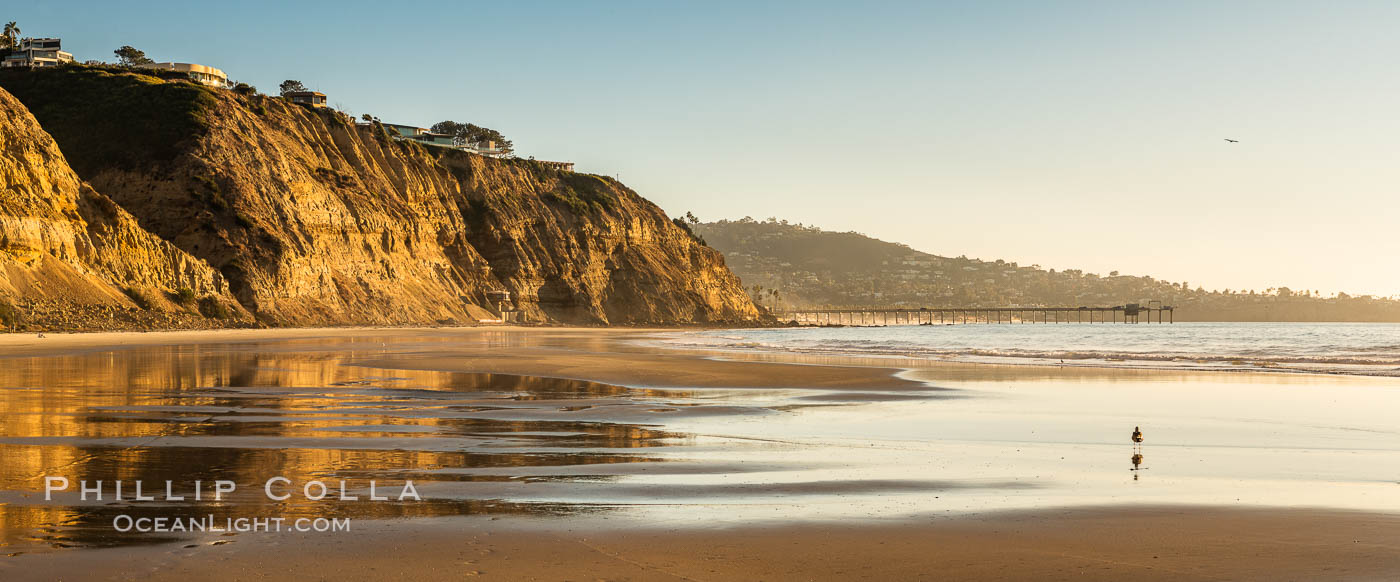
0 66 217 173
695 218 1400 322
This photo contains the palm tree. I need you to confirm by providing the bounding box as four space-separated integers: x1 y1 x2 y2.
2 22 20 51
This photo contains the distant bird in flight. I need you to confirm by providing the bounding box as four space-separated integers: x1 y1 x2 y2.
1224 138 1239 143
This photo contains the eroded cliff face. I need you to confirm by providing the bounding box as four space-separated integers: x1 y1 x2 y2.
0 86 246 330
0 68 758 325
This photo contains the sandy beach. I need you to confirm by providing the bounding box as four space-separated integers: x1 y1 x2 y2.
1 326 1398 581
9 506 1399 581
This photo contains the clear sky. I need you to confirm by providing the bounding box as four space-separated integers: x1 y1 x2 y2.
10 1 1399 296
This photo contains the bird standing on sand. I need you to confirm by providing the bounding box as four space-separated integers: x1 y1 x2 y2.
1130 426 1146 478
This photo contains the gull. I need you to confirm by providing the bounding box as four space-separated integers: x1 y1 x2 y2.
1224 138 1239 143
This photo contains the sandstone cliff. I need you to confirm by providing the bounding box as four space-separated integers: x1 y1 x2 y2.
0 86 247 331
0 68 758 326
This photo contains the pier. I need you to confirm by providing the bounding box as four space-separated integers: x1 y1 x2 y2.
781 303 1174 325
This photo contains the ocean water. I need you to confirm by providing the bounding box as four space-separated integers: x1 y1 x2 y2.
666 322 1400 376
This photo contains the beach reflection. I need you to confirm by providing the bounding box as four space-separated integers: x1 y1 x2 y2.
0 342 696 552
4 330 1400 555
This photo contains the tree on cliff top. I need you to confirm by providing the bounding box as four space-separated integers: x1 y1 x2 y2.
2 22 20 51
430 120 514 154
279 79 308 97
114 46 154 66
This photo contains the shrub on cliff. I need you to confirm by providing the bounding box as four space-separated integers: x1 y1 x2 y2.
545 173 616 214
122 287 153 310
197 297 231 319
0 299 19 331
672 217 707 246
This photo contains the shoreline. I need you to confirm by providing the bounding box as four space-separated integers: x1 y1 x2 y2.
652 325 1400 379
7 323 1393 381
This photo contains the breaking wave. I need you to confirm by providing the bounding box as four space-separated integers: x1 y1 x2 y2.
658 322 1400 377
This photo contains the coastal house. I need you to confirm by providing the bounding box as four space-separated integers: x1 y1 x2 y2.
533 160 575 172
137 62 228 88
375 123 554 164
418 132 458 147
286 91 327 107
380 124 516 156
382 123 429 138
1 38 75 68
467 140 509 158
381 124 458 148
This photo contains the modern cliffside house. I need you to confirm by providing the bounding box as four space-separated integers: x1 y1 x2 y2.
286 91 327 107
1 38 75 68
381 123 453 147
373 124 537 161
468 140 510 158
137 62 228 88
383 123 429 139
417 132 458 147
381 123 501 153
534 160 576 172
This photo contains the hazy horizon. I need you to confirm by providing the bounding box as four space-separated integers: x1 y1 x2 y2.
9 0 1398 296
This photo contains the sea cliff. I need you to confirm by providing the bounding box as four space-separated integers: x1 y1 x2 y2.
0 68 759 329
0 85 247 330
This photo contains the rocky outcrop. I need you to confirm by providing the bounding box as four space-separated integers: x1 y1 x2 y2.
0 86 247 331
0 68 759 326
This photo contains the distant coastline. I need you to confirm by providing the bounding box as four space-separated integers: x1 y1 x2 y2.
695 218 1400 323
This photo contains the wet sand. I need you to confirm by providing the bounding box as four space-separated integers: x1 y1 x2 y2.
8 506 1399 581
0 326 923 389
1 326 1398 580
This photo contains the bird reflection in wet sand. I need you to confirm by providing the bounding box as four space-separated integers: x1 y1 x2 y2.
1130 425 1145 480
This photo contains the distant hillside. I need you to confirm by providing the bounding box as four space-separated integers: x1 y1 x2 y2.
693 218 1400 322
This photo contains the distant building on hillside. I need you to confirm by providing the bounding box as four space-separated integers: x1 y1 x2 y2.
382 123 428 138
467 140 509 158
532 159 575 172
415 131 457 147
1 38 75 68
378 123 514 157
381 124 457 148
286 91 327 107
137 62 228 88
